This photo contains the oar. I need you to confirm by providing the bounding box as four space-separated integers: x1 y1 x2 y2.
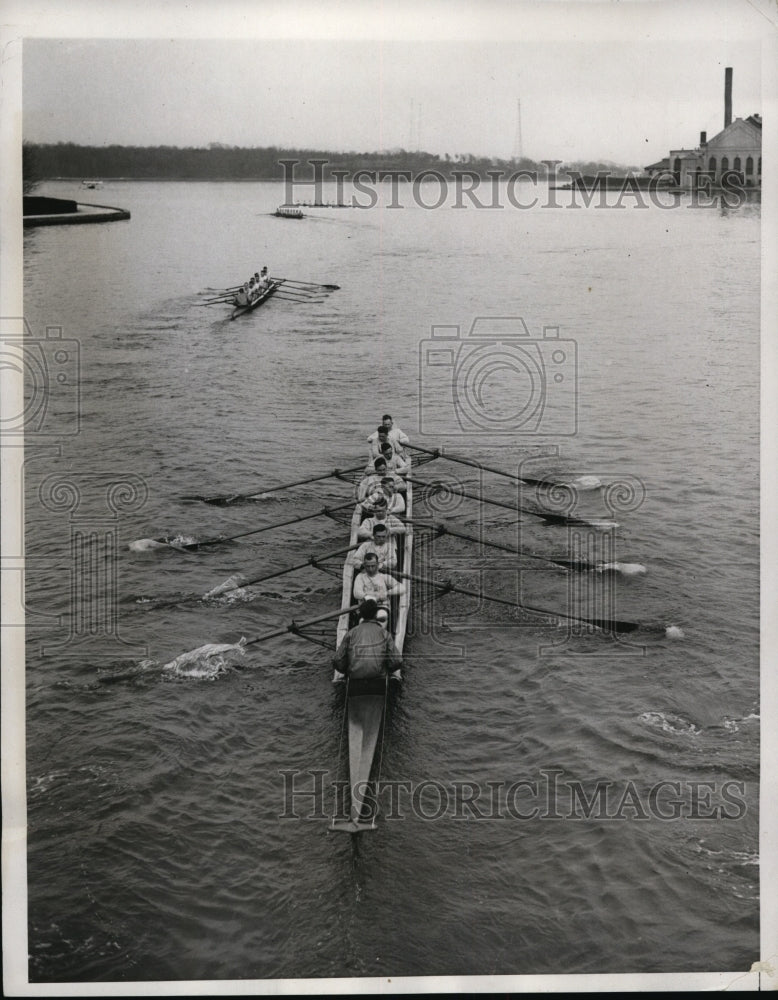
183 463 366 505
245 602 361 647
408 476 612 529
398 572 640 634
407 518 600 572
205 278 285 296
407 443 578 490
152 602 363 679
272 277 340 291
275 292 324 302
271 284 322 295
141 500 357 551
274 294 327 304
136 541 360 611
274 289 327 300
204 543 358 599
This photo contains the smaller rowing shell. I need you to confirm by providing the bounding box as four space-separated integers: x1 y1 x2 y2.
230 279 282 320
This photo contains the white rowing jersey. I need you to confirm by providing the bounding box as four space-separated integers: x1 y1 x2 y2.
353 570 405 605
368 426 409 455
364 454 410 476
352 538 397 571
358 470 404 499
358 474 383 502
357 514 406 540
362 490 405 515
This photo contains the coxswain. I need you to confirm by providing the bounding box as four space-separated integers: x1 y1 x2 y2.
332 597 402 683
351 522 397 571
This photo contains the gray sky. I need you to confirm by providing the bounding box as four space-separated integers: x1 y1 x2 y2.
22 37 763 165
16 0 771 166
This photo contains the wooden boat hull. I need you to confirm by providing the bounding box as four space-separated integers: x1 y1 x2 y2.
230 279 282 320
346 693 384 827
332 470 413 833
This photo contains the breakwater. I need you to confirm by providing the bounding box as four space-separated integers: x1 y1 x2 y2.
23 195 130 228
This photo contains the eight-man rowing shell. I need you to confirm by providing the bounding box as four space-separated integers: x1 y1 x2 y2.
330 466 413 834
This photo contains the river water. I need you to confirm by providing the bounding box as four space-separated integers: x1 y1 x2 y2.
18 179 760 986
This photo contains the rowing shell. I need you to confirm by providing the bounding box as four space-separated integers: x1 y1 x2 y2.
229 279 282 320
331 467 413 833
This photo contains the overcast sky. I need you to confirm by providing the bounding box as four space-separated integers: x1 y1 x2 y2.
14 0 775 165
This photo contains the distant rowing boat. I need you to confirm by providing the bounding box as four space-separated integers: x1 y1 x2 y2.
331 467 413 834
230 279 282 320
274 205 304 219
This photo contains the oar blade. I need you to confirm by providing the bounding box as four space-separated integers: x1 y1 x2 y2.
587 616 640 634
273 277 340 291
329 819 377 834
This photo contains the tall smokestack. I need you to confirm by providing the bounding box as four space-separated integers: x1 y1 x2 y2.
725 67 733 129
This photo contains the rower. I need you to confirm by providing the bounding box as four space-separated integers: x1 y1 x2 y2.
358 458 389 503
367 414 409 455
361 455 404 487
362 475 405 515
261 266 270 288
367 425 392 461
351 522 397 571
248 277 257 301
379 443 411 477
352 555 405 629
332 597 402 684
380 476 405 515
235 283 250 307
357 497 407 540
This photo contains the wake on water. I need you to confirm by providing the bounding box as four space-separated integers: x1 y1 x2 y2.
602 562 647 576
202 575 247 600
98 640 249 684
162 638 248 679
129 535 198 551
573 475 602 491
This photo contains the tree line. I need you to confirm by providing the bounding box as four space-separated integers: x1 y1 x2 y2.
23 142 639 185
